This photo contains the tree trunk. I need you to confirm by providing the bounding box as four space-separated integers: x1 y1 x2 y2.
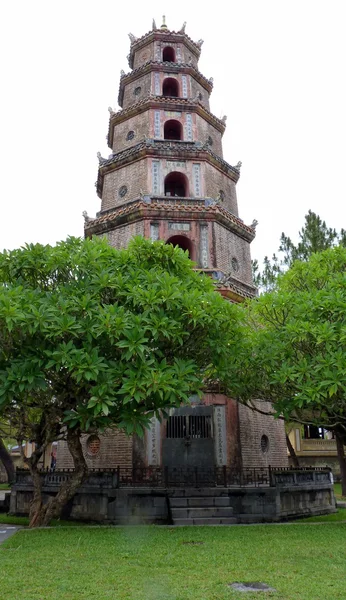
0 437 15 484
28 464 44 527
286 433 300 467
336 433 346 496
29 428 88 528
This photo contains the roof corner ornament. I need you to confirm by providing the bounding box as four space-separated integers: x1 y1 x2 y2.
179 21 187 33
209 77 214 85
152 18 157 30
250 219 258 230
221 115 227 123
196 39 204 47
128 33 138 43
82 210 94 224
120 69 125 78
108 106 115 115
161 15 167 30
97 151 107 165
235 160 242 170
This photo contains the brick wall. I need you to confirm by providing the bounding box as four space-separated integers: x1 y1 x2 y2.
56 430 133 470
112 113 149 153
133 45 155 69
212 222 253 283
195 114 223 156
122 73 152 109
132 40 200 70
203 163 238 214
101 158 149 211
238 401 288 468
105 220 145 249
189 77 211 111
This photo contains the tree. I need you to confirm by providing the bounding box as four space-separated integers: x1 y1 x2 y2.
253 210 346 291
0 236 242 526
236 247 346 493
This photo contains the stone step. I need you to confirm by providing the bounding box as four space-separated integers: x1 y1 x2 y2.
336 501 346 508
173 517 237 526
170 496 231 508
171 507 233 519
169 488 229 497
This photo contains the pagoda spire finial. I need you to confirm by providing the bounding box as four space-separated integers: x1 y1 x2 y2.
161 15 167 29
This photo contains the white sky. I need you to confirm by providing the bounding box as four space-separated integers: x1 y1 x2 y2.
1 0 345 265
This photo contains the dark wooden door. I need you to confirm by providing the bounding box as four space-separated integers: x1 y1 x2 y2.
162 406 214 469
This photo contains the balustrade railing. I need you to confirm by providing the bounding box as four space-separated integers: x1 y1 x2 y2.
15 465 332 489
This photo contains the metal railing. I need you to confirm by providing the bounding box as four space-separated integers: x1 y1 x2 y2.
15 465 332 489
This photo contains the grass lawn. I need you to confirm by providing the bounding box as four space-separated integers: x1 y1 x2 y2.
334 483 346 500
1 524 346 600
0 483 10 490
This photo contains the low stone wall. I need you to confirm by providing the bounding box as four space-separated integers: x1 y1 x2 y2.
9 468 335 524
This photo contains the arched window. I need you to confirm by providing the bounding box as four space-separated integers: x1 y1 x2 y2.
164 120 183 141
162 46 175 62
164 172 188 197
166 235 193 258
162 78 179 98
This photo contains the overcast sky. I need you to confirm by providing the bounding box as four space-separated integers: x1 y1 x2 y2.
1 0 345 265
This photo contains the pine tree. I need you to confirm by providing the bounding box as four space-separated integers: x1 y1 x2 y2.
253 210 345 291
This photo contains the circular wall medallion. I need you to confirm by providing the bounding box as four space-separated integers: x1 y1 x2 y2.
261 434 269 453
119 185 128 198
134 86 142 96
231 257 239 272
86 435 101 456
218 189 225 201
126 130 135 141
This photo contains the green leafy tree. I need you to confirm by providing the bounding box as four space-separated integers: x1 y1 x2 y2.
237 247 346 493
0 236 242 526
253 210 346 291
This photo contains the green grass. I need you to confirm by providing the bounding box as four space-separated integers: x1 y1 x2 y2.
0 483 10 490
298 508 346 522
1 524 346 600
334 483 346 500
0 513 87 527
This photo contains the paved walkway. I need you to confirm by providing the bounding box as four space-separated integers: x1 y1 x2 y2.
0 525 19 544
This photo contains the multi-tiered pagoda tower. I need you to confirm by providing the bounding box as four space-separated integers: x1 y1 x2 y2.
57 19 287 472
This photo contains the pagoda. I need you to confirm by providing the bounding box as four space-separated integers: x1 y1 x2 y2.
57 19 287 474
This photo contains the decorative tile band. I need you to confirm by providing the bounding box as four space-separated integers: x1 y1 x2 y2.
193 163 201 196
200 224 209 268
150 223 160 240
154 110 161 137
152 160 160 194
181 75 188 98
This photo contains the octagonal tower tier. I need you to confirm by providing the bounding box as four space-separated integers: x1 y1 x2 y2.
85 20 257 302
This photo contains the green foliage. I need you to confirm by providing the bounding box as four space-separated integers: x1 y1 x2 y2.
0 236 242 442
239 247 346 437
253 210 346 292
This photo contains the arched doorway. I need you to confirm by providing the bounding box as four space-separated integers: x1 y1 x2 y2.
164 120 183 141
162 46 175 62
162 78 179 98
166 235 193 258
164 172 188 197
